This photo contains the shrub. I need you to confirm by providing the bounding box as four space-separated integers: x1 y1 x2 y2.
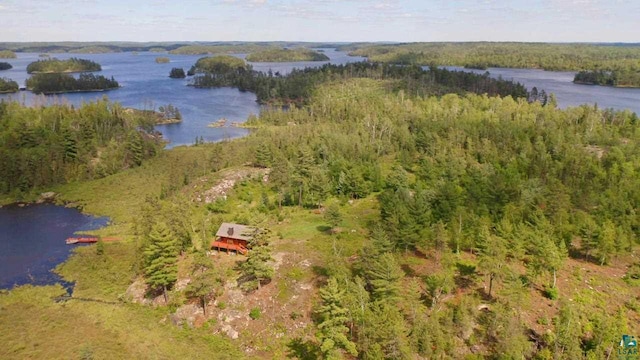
249 307 261 320
543 287 559 300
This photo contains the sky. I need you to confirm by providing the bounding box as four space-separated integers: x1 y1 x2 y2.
0 0 638 43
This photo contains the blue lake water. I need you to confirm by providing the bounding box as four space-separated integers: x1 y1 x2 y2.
0 49 365 148
0 203 109 291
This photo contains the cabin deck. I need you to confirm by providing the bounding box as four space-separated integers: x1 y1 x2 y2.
211 240 248 255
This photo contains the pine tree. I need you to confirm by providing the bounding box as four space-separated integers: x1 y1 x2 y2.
185 252 223 315
240 229 274 291
324 203 342 230
365 253 404 303
144 222 179 303
316 277 358 359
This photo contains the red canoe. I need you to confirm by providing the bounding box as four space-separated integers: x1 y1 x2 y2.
65 237 99 245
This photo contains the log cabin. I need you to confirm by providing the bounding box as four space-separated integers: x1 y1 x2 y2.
211 223 254 255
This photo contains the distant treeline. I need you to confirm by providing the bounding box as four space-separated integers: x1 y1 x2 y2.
0 62 12 71
0 100 162 194
26 73 120 94
574 69 640 88
246 48 330 62
190 60 531 105
0 78 19 93
343 42 640 72
27 58 102 74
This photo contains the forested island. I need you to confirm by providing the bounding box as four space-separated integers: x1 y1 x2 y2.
155 57 170 64
169 67 186 78
0 77 19 93
574 69 640 88
75 46 115 54
26 58 102 74
245 48 330 62
0 62 12 71
26 73 120 94
0 50 17 58
189 59 531 105
344 42 640 72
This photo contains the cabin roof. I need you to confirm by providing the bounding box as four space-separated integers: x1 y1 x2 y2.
215 223 255 241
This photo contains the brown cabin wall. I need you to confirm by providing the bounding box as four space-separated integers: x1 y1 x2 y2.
217 237 248 247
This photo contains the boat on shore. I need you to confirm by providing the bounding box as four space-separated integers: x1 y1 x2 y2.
65 237 99 245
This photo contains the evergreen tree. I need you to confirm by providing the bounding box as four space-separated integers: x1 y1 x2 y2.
316 277 358 359
185 252 223 315
324 203 342 230
240 228 274 291
144 222 179 303
365 253 404 303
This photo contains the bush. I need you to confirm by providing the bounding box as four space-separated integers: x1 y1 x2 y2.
543 287 559 300
249 307 261 320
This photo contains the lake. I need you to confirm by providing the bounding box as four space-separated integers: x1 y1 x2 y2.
442 66 640 115
0 203 109 291
0 49 365 148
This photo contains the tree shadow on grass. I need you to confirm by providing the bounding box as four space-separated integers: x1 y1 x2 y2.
287 337 321 359
316 225 331 233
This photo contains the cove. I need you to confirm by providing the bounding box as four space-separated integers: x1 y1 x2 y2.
0 203 108 292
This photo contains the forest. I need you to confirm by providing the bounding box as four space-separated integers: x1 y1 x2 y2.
343 42 640 72
26 73 120 94
0 99 162 195
246 48 330 62
169 67 186 78
0 78 19 93
26 57 102 74
0 62 12 71
574 69 640 88
190 60 531 105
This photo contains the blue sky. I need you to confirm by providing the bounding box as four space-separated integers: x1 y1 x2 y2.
0 0 638 42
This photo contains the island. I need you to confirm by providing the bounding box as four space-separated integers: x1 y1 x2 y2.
0 62 12 71
574 69 640 88
75 46 115 54
25 73 120 94
187 55 247 76
124 104 182 124
169 67 186 78
155 56 170 64
149 47 167 53
26 58 102 74
0 50 17 59
245 48 330 62
0 77 19 93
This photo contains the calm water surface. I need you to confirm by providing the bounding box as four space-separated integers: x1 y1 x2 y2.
0 49 365 147
0 203 108 291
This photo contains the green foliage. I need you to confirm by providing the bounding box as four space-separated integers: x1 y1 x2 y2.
26 73 119 94
184 252 223 315
246 48 329 62
543 286 559 300
169 67 186 78
26 57 101 73
575 69 640 88
345 42 640 71
316 278 358 359
0 99 160 195
95 239 105 255
155 56 170 64
191 61 530 106
143 222 179 302
324 203 342 229
240 229 274 291
0 77 18 93
364 253 404 303
0 50 17 58
249 307 261 320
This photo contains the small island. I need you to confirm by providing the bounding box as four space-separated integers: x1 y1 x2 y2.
0 50 17 59
0 77 19 93
187 55 247 76
169 67 186 78
75 46 115 54
124 104 182 124
26 73 120 94
155 56 170 64
245 48 330 62
0 62 12 71
574 69 640 88
26 58 102 74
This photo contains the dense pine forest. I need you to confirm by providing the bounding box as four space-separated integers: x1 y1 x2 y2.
190 59 531 105
26 73 120 94
574 69 640 88
0 99 161 195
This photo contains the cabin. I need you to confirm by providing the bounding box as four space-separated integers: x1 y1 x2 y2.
211 223 254 255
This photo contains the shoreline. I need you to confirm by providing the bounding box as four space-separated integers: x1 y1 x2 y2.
32 86 120 95
573 80 640 89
